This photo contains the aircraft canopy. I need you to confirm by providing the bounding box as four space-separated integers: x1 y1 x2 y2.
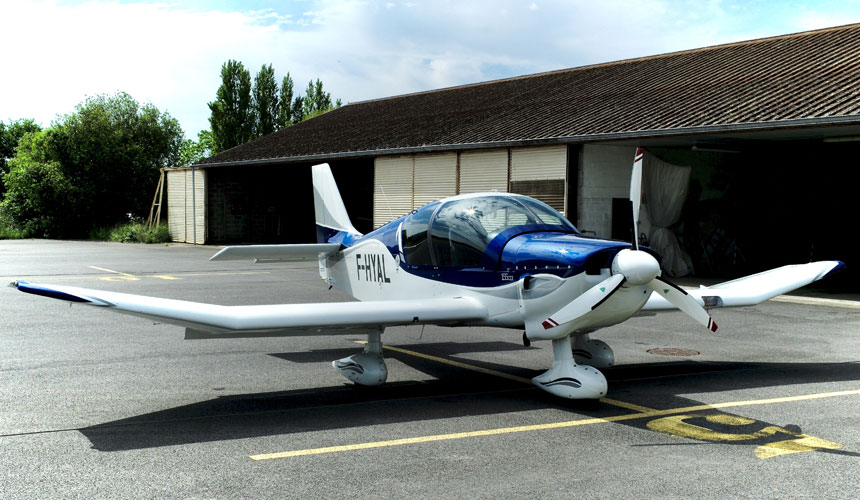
401 195 576 267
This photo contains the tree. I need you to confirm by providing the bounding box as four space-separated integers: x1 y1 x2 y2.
302 78 333 119
1 118 42 197
208 59 252 153
1 92 183 237
1 130 79 237
252 64 279 137
276 73 294 129
208 60 341 139
290 95 305 124
178 129 214 166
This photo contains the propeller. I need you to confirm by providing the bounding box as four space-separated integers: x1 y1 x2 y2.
540 147 718 334
541 274 626 329
630 147 644 250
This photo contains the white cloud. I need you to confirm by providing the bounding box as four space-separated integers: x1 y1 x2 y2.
1 0 859 139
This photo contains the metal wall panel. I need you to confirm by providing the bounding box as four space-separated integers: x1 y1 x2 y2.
413 152 457 208
374 156 414 228
459 149 509 193
510 145 566 181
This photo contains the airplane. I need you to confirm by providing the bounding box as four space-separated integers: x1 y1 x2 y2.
11 148 844 400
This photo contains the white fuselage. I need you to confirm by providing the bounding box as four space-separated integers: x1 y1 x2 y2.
323 238 651 337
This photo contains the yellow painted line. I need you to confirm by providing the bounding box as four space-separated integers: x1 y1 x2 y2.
378 343 533 385
152 275 181 280
250 415 629 460
755 434 844 459
361 342 657 412
250 388 860 461
646 412 845 459
89 265 137 278
600 398 655 413
666 389 860 412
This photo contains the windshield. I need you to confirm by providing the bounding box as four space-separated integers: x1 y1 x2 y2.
400 195 575 267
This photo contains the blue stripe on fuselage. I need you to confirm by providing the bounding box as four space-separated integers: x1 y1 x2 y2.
354 225 642 287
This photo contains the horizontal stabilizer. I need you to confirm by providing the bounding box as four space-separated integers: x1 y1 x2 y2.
209 243 341 262
11 281 488 337
642 261 845 311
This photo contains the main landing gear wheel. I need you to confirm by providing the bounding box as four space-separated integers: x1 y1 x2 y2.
532 335 607 399
333 329 388 386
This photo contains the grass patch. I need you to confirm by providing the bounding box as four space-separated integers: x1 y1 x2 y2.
91 223 171 244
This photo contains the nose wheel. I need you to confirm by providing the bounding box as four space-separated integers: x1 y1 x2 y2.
532 335 607 399
572 333 614 368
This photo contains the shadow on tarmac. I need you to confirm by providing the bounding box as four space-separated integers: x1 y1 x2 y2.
79 341 860 456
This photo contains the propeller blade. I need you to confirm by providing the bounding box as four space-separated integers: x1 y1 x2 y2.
648 276 718 332
630 147 644 250
542 274 626 329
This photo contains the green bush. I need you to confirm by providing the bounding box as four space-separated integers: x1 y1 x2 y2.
0 222 27 239
0 203 29 239
90 223 170 244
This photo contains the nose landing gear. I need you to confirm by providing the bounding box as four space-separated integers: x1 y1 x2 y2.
532 335 607 399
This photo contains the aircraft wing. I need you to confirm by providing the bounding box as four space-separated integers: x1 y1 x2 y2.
642 261 844 311
10 281 488 339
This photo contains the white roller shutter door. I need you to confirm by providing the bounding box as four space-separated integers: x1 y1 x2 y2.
511 145 566 181
413 152 457 208
374 156 414 228
167 169 185 242
167 168 206 243
189 169 206 244
510 145 567 215
459 149 508 193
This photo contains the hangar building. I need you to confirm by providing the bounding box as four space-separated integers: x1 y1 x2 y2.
172 23 860 284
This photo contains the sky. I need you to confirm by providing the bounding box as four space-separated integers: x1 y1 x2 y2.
2 0 860 140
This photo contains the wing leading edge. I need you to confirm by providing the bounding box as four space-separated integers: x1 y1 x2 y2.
209 243 341 262
11 281 488 338
642 261 845 311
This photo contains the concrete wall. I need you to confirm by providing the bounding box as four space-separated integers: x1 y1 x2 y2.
577 144 636 237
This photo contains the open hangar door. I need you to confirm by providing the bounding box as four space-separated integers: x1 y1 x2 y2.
205 158 373 244
647 140 856 290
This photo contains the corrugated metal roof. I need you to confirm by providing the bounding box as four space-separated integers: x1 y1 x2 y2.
197 23 860 167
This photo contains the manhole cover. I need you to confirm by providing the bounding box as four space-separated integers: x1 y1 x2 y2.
647 348 700 356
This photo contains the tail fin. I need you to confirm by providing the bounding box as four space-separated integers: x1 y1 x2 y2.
312 163 361 243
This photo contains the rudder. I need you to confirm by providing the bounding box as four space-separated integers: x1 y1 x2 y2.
312 163 361 243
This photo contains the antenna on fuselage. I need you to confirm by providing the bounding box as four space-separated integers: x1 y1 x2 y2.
377 185 395 221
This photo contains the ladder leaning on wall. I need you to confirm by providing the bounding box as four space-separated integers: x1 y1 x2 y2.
146 168 166 229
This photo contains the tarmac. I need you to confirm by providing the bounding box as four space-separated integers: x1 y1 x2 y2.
1 239 858 499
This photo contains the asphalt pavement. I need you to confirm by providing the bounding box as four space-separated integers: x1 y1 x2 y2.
1 239 859 499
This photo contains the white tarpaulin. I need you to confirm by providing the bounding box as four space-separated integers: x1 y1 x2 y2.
642 152 694 277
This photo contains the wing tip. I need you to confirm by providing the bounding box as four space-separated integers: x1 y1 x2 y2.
208 247 229 261
823 261 846 280
12 281 113 306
